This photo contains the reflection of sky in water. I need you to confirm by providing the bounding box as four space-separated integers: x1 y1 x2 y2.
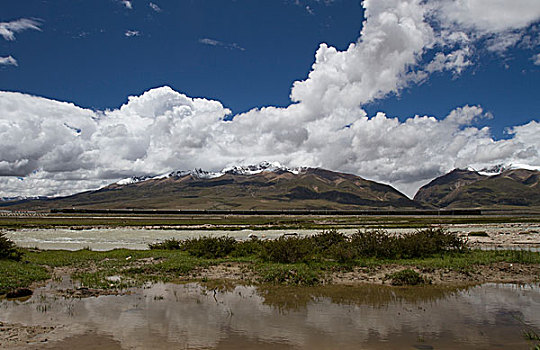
1 283 539 349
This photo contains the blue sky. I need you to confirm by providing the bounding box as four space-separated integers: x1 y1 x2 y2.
1 0 540 197
1 1 361 112
2 0 538 136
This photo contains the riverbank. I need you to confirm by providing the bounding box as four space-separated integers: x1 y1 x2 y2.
1 246 539 299
1 228 539 295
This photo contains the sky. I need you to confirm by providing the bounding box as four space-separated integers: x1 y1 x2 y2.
1 0 540 198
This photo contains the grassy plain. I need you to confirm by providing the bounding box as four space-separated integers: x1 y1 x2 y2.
1 211 539 230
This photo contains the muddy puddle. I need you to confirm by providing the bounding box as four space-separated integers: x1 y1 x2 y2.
5 223 540 251
1 281 539 349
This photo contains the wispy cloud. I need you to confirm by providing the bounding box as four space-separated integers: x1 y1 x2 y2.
120 0 133 9
0 56 17 66
533 53 540 65
125 30 140 37
199 38 245 51
149 2 162 12
0 18 41 41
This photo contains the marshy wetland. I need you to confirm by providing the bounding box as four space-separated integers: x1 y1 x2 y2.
1 212 539 348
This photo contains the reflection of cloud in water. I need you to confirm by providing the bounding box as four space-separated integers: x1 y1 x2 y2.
0 283 539 349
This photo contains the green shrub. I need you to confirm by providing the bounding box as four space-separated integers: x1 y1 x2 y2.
350 229 398 258
311 229 347 254
349 228 467 260
328 241 357 263
386 269 427 286
182 236 237 259
259 236 314 263
148 238 182 250
231 240 262 257
0 232 22 261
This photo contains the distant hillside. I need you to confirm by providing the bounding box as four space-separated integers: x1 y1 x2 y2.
414 168 540 208
4 164 421 211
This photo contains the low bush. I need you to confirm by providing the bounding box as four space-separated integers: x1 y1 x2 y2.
311 230 347 254
231 240 262 257
350 229 397 258
181 236 237 259
350 228 467 260
0 232 22 261
328 241 357 264
148 238 182 250
259 236 314 263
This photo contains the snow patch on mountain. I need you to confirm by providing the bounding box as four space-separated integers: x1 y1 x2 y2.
470 163 540 176
116 161 306 185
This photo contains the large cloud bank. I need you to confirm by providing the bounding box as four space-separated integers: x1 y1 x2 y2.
1 0 539 198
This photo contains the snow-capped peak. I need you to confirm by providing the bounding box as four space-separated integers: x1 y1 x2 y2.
115 161 306 185
222 161 304 176
475 164 508 176
470 163 540 176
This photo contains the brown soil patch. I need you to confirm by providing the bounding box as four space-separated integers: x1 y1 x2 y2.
0 321 57 349
330 262 540 286
194 262 256 283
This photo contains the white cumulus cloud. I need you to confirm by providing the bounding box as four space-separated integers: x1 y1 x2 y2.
0 87 538 198
435 0 540 33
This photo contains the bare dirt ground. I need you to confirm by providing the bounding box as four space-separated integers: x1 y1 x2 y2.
457 223 540 249
0 322 58 349
330 262 540 286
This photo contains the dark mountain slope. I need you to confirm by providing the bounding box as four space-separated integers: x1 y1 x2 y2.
414 168 540 208
5 167 421 211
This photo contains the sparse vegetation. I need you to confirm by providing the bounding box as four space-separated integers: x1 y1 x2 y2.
257 264 320 285
0 227 538 293
386 269 428 286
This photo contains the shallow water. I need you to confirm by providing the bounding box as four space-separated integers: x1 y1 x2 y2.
5 225 540 251
5 228 358 251
1 282 539 349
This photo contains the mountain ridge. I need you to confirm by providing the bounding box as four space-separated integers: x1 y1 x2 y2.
2 164 422 211
414 167 540 209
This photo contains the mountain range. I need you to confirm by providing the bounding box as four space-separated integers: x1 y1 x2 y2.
2 162 539 211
